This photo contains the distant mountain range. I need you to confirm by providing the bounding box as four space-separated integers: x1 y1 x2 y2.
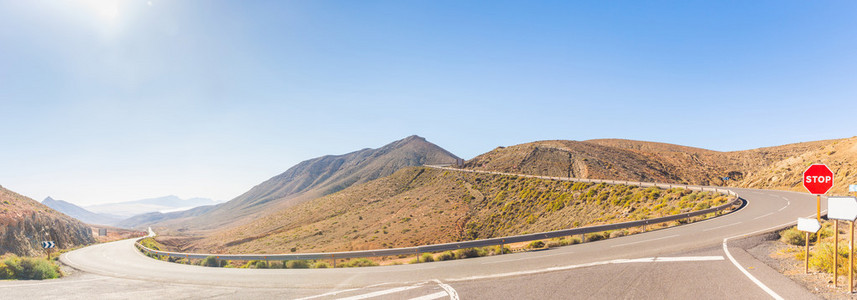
84 195 220 219
41 197 122 226
144 135 460 231
41 195 220 228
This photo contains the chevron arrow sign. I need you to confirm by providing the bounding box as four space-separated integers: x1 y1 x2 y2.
41 241 55 249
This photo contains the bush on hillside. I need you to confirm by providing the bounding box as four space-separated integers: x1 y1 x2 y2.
436 251 456 261
0 255 60 280
585 232 607 242
201 256 221 267
809 242 850 274
455 247 488 259
527 241 546 249
780 227 811 246
313 261 330 268
343 258 378 268
286 260 310 269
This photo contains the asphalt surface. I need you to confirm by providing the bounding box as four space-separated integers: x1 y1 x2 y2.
0 187 825 299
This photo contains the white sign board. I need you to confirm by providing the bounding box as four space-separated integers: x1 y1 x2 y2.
850 185 857 192
829 196 857 221
797 217 821 233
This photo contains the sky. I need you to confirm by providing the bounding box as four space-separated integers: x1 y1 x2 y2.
1 1 856 206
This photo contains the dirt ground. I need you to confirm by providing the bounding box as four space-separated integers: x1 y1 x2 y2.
750 230 857 299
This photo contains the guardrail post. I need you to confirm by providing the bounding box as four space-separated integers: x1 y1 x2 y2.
500 240 505 255
581 234 585 243
332 254 336 268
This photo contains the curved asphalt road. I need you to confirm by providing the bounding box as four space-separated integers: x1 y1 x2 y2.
1 186 825 299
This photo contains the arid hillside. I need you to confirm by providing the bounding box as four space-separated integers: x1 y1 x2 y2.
0 186 95 256
466 137 854 194
176 167 726 254
145 135 459 232
737 137 857 194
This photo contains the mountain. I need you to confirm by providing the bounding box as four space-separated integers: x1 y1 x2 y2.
465 137 855 194
85 195 220 219
0 186 96 256
41 197 122 226
153 135 460 231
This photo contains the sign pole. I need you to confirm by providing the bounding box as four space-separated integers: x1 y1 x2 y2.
835 220 839 287
851 220 854 294
818 195 822 242
806 231 810 274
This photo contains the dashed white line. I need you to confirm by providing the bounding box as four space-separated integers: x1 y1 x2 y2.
702 222 742 232
753 212 775 220
609 234 679 248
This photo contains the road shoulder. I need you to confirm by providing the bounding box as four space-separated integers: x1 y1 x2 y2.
727 232 821 299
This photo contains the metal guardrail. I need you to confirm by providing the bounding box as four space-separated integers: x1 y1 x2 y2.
135 167 742 262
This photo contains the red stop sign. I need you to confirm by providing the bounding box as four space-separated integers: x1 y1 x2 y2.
803 164 834 195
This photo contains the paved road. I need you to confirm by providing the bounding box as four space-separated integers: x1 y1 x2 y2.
0 187 824 299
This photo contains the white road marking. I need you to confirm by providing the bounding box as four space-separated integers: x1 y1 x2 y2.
753 212 775 220
777 201 790 212
295 282 400 300
723 238 783 300
410 291 449 300
433 279 459 300
0 276 109 288
480 251 572 264
654 256 723 262
451 256 725 282
702 222 742 232
336 285 421 300
609 234 679 247
294 288 363 300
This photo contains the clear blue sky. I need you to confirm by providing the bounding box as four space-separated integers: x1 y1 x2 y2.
1 1 855 206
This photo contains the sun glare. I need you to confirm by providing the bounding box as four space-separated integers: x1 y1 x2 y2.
83 0 120 20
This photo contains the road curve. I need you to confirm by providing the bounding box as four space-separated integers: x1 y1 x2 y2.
58 185 823 297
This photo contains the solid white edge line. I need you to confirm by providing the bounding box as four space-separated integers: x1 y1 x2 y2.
433 279 460 300
722 238 783 300
409 291 449 300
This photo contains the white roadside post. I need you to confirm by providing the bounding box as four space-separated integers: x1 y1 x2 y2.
797 218 822 274
828 196 857 293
